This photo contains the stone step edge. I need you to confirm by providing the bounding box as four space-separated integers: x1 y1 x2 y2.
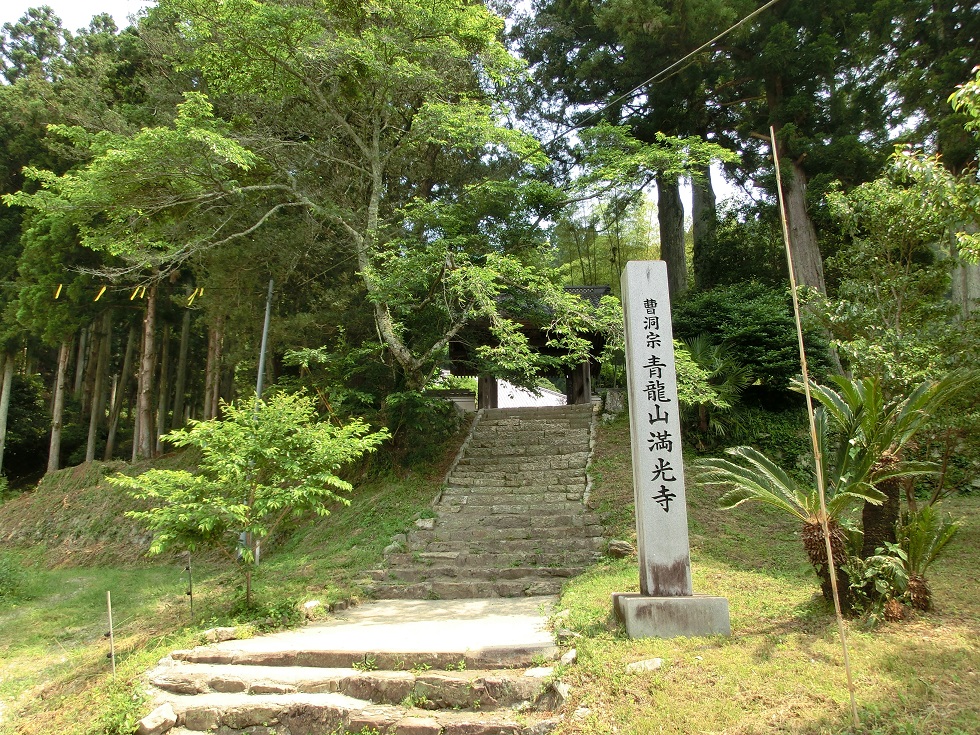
152 690 559 735
149 660 550 709
366 581 565 600
170 643 559 671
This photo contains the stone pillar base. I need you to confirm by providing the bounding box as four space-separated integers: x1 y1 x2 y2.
613 592 731 638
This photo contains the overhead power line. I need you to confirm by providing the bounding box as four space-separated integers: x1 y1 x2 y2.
545 0 786 147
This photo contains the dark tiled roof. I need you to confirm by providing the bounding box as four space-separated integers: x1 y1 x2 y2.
565 285 612 308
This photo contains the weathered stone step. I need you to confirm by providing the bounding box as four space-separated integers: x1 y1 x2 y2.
370 578 565 600
463 443 590 457
154 690 557 734
455 453 590 467
427 514 601 532
149 660 544 710
437 493 588 507
383 550 603 568
468 426 590 438
375 565 584 584
445 473 587 488
440 482 585 502
448 467 587 479
411 526 603 544
171 643 555 672
422 505 595 521
417 537 605 554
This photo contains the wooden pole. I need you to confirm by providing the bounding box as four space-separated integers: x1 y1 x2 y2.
186 552 194 622
106 591 116 677
771 126 859 729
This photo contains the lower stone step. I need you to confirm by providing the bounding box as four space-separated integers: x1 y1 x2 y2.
375 565 584 584
369 578 565 600
383 550 603 568
415 538 605 554
154 690 558 734
150 659 546 710
411 526 603 545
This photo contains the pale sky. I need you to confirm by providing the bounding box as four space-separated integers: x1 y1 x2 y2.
2 1 154 34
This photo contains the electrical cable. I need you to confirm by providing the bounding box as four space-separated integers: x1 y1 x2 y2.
541 0 786 148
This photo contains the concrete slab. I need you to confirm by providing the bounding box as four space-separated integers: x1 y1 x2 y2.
175 597 559 669
612 593 731 638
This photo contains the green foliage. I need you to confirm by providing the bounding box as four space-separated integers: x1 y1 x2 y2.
114 391 389 602
900 505 960 579
6 93 259 273
383 391 463 466
709 403 811 474
552 197 658 296
672 282 829 391
697 203 787 290
805 370 980 491
699 426 885 528
844 544 910 622
672 339 725 411
573 122 736 199
1 373 48 479
0 550 27 600
681 335 753 443
231 595 303 630
814 161 975 393
92 677 148 735
846 507 961 623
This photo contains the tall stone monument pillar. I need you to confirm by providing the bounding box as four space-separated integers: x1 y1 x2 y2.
612 261 731 638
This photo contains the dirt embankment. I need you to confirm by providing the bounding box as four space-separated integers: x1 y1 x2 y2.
0 453 197 567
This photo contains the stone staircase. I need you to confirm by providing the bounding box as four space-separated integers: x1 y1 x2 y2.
141 598 565 735
369 404 606 599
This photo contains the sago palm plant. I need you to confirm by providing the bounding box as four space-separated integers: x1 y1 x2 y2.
899 505 960 611
698 407 886 608
805 370 977 558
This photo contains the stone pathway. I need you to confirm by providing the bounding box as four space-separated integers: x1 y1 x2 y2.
369 404 606 599
139 405 606 734
142 598 565 735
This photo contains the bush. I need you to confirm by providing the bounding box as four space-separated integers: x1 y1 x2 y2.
114 391 390 606
672 282 830 391
384 390 463 466
0 551 26 600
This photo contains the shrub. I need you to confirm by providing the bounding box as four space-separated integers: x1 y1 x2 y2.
0 551 26 600
114 391 389 606
672 282 829 391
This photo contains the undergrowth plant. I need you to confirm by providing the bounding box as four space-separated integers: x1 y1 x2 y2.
112 391 389 606
0 551 26 600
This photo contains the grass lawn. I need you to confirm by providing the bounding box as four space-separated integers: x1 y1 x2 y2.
0 456 443 735
0 414 977 734
560 414 980 734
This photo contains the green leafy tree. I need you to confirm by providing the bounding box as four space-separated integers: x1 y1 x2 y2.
518 0 744 293
9 0 610 396
814 163 969 393
883 0 980 175
113 391 389 605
